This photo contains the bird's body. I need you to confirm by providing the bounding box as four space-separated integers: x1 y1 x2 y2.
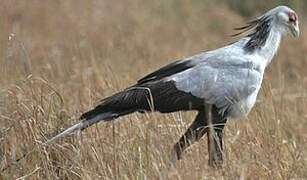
47 6 300 167
168 37 278 118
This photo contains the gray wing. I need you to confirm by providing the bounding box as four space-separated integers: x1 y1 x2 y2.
137 53 210 84
169 55 262 115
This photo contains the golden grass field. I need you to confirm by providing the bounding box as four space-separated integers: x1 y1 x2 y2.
1 1 307 179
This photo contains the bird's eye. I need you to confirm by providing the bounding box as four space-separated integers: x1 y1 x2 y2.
287 12 297 23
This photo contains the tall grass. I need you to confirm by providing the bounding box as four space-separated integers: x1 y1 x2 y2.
1 1 307 179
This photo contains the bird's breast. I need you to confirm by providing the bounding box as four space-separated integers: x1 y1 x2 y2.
227 85 260 119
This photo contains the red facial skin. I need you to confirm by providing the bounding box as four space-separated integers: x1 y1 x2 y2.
287 11 298 25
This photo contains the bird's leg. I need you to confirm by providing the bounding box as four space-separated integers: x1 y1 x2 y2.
207 127 223 167
171 111 208 162
207 108 227 167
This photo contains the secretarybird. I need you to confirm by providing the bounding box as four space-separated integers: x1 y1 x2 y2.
48 6 299 166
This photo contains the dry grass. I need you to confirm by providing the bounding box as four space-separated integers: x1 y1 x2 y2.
1 1 307 179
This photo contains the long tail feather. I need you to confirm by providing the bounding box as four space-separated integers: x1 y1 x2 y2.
45 122 82 144
45 86 145 144
45 112 114 144
2 112 119 172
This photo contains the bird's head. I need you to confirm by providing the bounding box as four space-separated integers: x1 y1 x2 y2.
233 6 299 53
268 6 299 38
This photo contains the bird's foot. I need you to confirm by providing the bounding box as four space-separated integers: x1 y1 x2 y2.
208 152 223 168
168 148 180 169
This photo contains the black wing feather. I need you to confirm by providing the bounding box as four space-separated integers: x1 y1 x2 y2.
137 59 193 84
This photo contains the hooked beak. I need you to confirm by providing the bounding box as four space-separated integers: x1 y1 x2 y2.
289 23 300 38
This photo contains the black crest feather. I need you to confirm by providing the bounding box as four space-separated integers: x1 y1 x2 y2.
233 16 272 52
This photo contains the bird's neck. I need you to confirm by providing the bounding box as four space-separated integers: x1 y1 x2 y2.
256 26 283 67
